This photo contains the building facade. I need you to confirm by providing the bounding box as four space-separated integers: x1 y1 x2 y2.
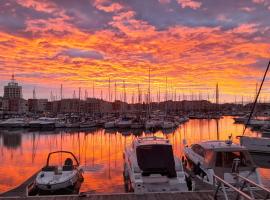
4 75 22 99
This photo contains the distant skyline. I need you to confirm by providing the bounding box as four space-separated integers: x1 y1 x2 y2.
0 0 270 102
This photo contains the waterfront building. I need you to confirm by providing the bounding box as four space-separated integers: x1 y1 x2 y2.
4 74 22 99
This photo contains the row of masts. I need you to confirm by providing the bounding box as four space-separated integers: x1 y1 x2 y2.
47 82 221 103
31 75 264 105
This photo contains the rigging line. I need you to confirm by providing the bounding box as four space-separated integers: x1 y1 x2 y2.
242 60 270 136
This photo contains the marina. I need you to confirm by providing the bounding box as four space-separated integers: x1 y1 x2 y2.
1 0 270 199
0 116 269 199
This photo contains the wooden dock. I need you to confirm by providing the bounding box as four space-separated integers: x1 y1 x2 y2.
0 191 215 200
0 171 268 200
0 171 215 200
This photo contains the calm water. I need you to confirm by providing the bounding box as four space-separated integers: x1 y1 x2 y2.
0 116 269 193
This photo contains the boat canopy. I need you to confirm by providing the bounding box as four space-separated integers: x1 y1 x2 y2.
136 144 177 178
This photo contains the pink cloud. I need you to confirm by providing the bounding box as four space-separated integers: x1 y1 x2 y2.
177 0 202 9
93 0 123 13
158 0 171 4
231 23 259 34
217 15 232 22
240 7 255 12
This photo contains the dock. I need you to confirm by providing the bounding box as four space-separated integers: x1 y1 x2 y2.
0 171 269 200
0 191 215 200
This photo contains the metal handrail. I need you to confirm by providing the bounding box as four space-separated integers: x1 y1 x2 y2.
213 175 253 200
236 174 270 193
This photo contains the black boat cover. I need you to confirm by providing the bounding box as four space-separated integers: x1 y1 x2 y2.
136 144 177 178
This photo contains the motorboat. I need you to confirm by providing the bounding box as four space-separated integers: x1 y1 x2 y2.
233 116 249 124
116 117 132 128
145 119 159 130
79 121 97 128
183 139 262 186
0 118 27 128
247 119 270 129
123 136 189 193
161 121 176 129
30 151 83 195
131 118 144 129
238 136 270 154
29 117 56 129
104 120 116 129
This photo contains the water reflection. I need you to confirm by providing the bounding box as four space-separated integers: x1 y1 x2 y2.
0 116 269 193
1 131 22 150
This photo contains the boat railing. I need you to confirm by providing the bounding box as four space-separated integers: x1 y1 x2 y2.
137 136 168 142
213 174 270 200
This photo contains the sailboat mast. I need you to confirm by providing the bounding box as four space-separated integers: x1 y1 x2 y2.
109 78 111 102
115 81 117 101
92 81 95 98
148 65 151 118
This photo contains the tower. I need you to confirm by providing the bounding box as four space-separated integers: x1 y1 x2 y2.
4 74 22 99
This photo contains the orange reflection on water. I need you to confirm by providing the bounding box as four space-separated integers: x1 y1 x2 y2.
0 116 269 193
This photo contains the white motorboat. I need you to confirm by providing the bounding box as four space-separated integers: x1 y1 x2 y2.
104 120 116 129
145 119 158 129
131 118 144 129
29 117 56 129
161 121 176 129
116 117 132 128
31 151 83 195
79 121 97 128
123 136 189 193
248 119 270 129
238 136 270 154
0 118 27 128
183 139 262 186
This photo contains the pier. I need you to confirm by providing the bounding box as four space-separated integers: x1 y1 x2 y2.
1 169 269 200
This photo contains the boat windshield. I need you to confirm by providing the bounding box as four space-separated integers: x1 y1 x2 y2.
136 144 177 178
215 151 253 168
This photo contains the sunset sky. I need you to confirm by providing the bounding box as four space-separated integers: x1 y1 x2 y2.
0 0 270 102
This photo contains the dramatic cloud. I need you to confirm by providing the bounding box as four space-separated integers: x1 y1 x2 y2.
0 0 269 102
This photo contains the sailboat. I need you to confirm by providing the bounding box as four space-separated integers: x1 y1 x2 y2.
238 60 270 154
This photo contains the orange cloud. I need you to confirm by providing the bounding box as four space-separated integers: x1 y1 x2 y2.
0 0 269 102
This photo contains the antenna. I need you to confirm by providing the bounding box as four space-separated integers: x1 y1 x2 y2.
11 74 15 83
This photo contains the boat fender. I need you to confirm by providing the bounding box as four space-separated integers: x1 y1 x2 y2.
194 162 201 175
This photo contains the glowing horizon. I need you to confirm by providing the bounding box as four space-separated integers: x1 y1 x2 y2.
0 0 270 103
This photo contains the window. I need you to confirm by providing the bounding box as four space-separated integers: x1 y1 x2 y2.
215 151 252 168
191 144 205 157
